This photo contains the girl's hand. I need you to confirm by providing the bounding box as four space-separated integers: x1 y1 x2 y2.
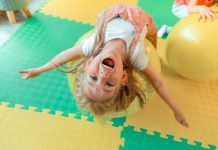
197 6 217 22
174 110 189 128
19 68 41 79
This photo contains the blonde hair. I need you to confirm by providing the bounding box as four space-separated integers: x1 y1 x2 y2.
75 61 146 115
67 11 146 115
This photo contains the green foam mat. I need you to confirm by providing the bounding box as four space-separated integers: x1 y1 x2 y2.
120 126 216 150
138 0 179 28
0 12 92 117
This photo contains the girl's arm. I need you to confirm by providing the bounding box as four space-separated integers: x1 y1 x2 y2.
19 44 84 79
188 0 217 21
143 61 189 127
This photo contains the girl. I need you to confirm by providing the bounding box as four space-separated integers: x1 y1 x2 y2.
20 4 189 127
158 0 218 37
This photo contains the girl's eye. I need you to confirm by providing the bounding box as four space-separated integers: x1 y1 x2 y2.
90 75 97 81
106 82 114 87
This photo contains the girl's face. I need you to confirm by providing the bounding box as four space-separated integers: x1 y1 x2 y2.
84 48 128 101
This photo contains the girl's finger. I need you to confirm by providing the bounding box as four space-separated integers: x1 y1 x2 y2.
198 16 202 22
200 14 206 22
208 11 215 21
19 70 28 73
212 10 218 14
181 120 189 128
22 74 29 79
184 122 189 128
206 13 213 21
203 14 207 22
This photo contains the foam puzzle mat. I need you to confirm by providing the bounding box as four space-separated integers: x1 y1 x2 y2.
0 0 217 149
0 102 123 150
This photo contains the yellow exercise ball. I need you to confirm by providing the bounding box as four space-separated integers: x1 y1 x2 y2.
166 6 218 81
67 29 161 118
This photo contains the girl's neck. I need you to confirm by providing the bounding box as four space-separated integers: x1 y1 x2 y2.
104 39 126 61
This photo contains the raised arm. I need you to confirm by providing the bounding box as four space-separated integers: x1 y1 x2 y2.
188 0 217 21
143 61 189 127
20 44 84 79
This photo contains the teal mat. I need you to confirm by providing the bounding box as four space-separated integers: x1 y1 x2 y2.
120 126 216 150
138 0 179 28
0 12 92 117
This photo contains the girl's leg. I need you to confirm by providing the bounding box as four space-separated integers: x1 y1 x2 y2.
158 25 172 38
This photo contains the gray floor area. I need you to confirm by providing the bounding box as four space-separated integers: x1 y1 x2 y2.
0 0 47 46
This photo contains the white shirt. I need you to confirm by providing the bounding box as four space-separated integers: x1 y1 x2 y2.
82 17 149 70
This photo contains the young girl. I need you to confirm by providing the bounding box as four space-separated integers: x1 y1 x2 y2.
20 4 189 127
158 0 218 37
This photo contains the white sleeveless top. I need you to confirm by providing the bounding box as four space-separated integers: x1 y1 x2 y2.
82 17 148 70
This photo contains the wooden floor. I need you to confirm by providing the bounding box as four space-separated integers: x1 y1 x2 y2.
0 0 46 46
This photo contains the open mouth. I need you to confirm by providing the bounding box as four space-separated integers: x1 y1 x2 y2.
102 58 114 69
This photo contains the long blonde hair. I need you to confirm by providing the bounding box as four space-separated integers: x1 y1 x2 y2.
69 11 147 115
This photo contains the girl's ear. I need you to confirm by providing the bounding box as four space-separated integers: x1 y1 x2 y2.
121 70 128 85
84 57 93 68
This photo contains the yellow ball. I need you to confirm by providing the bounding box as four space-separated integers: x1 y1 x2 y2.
68 30 161 118
166 6 218 81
